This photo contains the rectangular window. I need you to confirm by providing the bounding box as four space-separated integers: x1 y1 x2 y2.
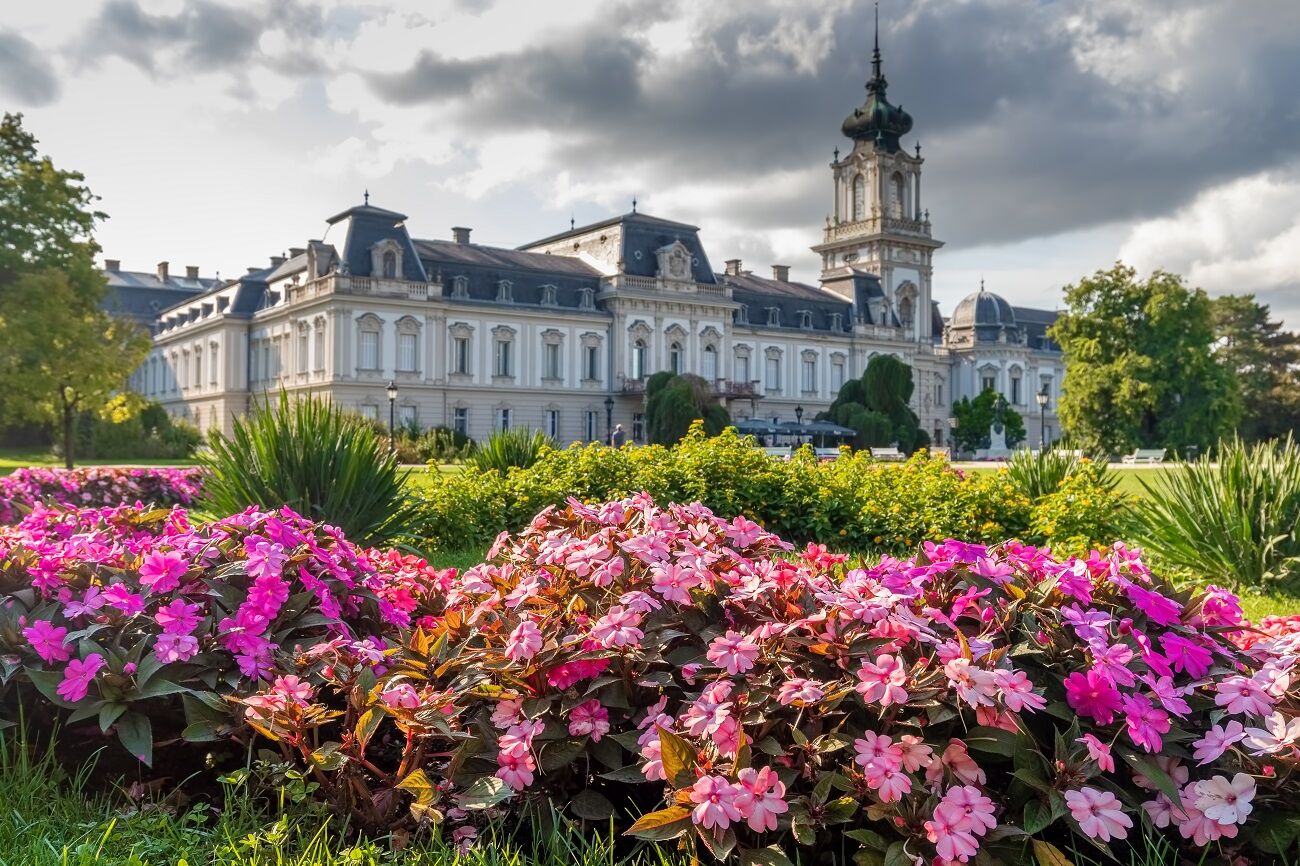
546 409 560 440
736 355 750 384
585 411 597 442
359 331 379 370
544 342 561 379
632 412 645 442
314 326 325 372
453 407 468 436
261 344 270 384
497 408 511 430
297 330 308 374
765 357 781 392
935 382 943 406
193 349 202 388
210 345 220 386
801 357 817 392
981 374 996 393
454 337 469 374
398 332 418 373
1011 377 1022 405
399 405 417 427
494 340 512 377
585 345 600 380
702 348 717 382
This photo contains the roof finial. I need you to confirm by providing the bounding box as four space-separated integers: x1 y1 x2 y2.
833 146 840 161
870 2 883 86
980 276 985 292
632 195 637 214
363 189 370 205
570 213 575 230
915 141 922 157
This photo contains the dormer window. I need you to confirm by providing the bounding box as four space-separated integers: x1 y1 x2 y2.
451 275 469 299
540 284 558 306
496 280 513 303
382 250 397 279
831 312 843 331
735 304 749 325
578 287 595 310
766 307 781 327
798 310 813 330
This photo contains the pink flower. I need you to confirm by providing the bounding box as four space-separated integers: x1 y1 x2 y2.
734 766 788 832
689 775 742 831
589 606 643 648
1243 712 1300 756
1125 584 1182 626
925 806 980 863
138 550 188 593
776 677 825 706
1194 773 1255 825
380 683 421 709
707 630 760 675
244 537 288 580
939 785 998 836
1065 787 1131 842
23 620 71 664
56 653 105 703
1121 694 1170 752
927 739 986 786
153 632 199 663
272 674 313 704
491 698 524 729
1159 633 1213 678
993 669 1045 713
495 740 535 790
1076 734 1115 773
1063 669 1124 724
945 658 999 708
651 563 698 604
568 699 611 741
1215 675 1275 717
855 653 908 706
505 620 543 662
897 735 935 772
1193 721 1246 764
62 586 105 619
154 599 202 635
101 584 145 617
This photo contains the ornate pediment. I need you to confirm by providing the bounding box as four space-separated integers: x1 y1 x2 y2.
655 241 692 282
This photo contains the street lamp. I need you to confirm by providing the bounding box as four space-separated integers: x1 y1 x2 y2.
604 396 615 444
385 380 398 454
1036 385 1049 450
946 415 958 452
794 405 804 446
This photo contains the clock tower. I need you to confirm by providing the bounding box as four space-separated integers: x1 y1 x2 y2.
813 8 943 341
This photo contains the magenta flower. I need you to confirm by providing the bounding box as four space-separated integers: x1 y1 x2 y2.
154 599 202 635
1065 787 1132 842
244 537 288 580
101 584 145 617
137 550 188 593
567 699 610 741
1063 669 1124 724
56 653 106 702
1159 632 1213 678
153 632 199 663
706 630 760 675
22 620 71 664
1121 693 1171 752
688 775 742 831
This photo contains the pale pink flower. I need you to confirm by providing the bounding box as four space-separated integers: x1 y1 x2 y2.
568 699 611 741
1065 787 1132 842
491 698 524 729
925 806 980 863
927 739 986 786
495 740 535 790
1243 712 1300 756
589 606 643 647
1193 721 1246 764
707 630 760 675
940 785 997 836
734 766 788 832
1215 675 1275 717
1194 773 1256 825
504 620 543 662
896 735 935 772
380 683 421 709
855 653 908 706
1076 734 1115 772
993 669 1045 713
689 775 742 830
776 677 825 706
854 731 904 778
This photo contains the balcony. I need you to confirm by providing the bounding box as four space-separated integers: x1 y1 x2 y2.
601 274 732 299
821 213 932 243
284 273 441 305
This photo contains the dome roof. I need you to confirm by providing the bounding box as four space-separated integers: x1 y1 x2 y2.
841 17 912 153
951 285 1017 331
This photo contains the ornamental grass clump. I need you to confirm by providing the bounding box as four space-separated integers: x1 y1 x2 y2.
0 466 205 524
202 393 417 545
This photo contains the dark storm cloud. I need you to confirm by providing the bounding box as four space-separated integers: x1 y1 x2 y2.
0 29 61 106
360 0 1300 249
73 0 263 73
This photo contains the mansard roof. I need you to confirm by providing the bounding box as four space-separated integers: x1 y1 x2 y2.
414 239 602 277
1012 306 1060 351
522 211 718 284
722 271 853 334
415 238 603 312
102 267 223 328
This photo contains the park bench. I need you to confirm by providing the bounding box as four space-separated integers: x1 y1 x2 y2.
814 447 843 461
1052 449 1084 458
763 446 792 459
871 446 905 462
1122 448 1167 465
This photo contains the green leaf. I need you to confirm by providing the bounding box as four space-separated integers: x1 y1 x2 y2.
823 796 857 824
116 711 153 767
1116 747 1182 806
1022 799 1055 835
537 738 585 772
134 678 189 699
846 829 889 851
656 725 697 786
182 721 220 743
740 845 794 866
309 743 346 771
883 841 910 866
354 708 383 749
625 806 692 841
397 768 436 805
458 776 512 811
964 725 1020 755
600 765 652 783
569 789 615 821
697 826 737 862
98 702 128 733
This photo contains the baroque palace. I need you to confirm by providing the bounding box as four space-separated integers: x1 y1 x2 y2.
104 34 1063 448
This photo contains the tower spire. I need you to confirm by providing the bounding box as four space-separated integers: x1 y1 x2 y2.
869 1 885 94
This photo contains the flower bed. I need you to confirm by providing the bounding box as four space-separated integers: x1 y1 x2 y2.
0 466 207 524
3 495 1299 864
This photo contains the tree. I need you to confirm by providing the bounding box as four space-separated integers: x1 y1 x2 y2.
1049 263 1239 456
0 268 150 466
823 354 930 452
951 389 1026 452
1211 294 1300 441
645 373 729 445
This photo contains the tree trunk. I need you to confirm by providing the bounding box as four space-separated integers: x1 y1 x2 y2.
62 396 75 469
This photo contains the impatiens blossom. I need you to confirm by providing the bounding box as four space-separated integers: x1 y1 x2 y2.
734 767 788 832
1193 721 1246 764
1242 712 1300 756
22 620 71 664
1194 773 1256 825
855 653 908 706
1216 675 1276 717
137 550 188 593
1063 669 1124 724
568 699 610 741
707 630 760 675
56 653 106 702
589 606 643 647
1065 787 1132 842
495 740 535 790
776 677 825 706
505 620 543 662
689 775 742 830
1077 733 1115 773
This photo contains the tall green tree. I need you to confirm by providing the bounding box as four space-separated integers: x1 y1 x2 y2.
1049 263 1239 456
823 354 929 452
645 372 729 445
0 113 146 465
1210 294 1300 441
951 389 1026 452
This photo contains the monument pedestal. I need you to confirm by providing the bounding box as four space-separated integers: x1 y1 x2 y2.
976 425 1013 460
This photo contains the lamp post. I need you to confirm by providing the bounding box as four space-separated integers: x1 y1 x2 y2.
794 405 804 446
1036 385 1049 451
385 380 397 454
604 396 615 445
946 415 958 453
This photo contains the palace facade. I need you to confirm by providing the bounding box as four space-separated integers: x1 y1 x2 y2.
105 34 1064 448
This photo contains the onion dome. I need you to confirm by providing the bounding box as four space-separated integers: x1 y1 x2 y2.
841 9 913 153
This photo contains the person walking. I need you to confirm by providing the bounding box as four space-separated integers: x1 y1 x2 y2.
611 423 627 447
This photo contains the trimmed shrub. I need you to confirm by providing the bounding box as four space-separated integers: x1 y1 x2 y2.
1135 436 1300 590
0 466 205 524
416 426 475 464
405 426 1128 557
202 394 416 545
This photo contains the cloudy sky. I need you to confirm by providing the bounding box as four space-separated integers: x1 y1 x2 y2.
5 0 1300 323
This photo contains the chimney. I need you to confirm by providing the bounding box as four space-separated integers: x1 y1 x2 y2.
270 255 286 268
771 264 790 282
246 267 260 274
724 258 742 276
156 261 169 282
289 247 306 258
452 226 472 245
104 258 120 272
185 265 199 279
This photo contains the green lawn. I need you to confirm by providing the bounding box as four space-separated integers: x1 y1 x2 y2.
0 448 198 476
959 463 1165 498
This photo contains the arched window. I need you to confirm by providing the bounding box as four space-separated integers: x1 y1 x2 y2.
669 341 683 374
382 250 397 279
632 339 648 380
852 175 866 220
898 296 914 329
702 345 718 382
891 172 906 217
